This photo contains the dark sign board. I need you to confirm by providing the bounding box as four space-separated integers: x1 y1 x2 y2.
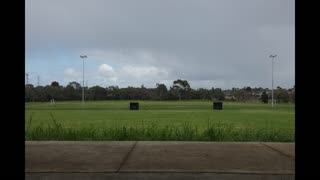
213 102 223 110
130 102 139 110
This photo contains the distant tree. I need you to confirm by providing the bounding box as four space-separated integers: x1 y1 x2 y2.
51 81 60 87
167 86 179 100
69 81 81 89
190 89 200 100
45 84 63 100
198 88 209 100
24 79 292 103
209 87 215 100
172 79 191 100
25 84 35 102
88 86 107 100
260 91 268 103
156 83 168 100
275 88 289 103
290 85 295 103
213 88 225 101
63 84 80 100
291 91 295 103
139 86 150 100
106 86 120 100
33 86 48 101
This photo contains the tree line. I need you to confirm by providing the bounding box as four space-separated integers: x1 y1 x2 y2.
25 79 295 103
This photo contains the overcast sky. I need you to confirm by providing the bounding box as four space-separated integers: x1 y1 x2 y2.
26 0 294 89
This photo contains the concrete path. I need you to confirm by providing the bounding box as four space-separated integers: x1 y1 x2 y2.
25 141 295 180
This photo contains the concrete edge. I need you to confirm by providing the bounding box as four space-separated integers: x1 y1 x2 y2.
25 141 295 144
118 170 295 175
25 171 295 175
25 141 137 145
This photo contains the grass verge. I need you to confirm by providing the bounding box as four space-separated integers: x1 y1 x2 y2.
25 114 294 142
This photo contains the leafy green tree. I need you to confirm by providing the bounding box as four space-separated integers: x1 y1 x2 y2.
172 79 191 100
156 83 168 100
63 85 76 100
50 81 60 87
25 84 35 102
190 89 200 100
198 88 209 100
275 88 289 103
88 86 107 100
291 91 295 103
260 91 268 103
69 81 81 89
46 85 62 100
35 86 49 101
213 88 225 101
106 86 120 100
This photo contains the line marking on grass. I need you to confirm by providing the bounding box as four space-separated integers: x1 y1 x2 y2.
116 141 138 173
259 143 294 159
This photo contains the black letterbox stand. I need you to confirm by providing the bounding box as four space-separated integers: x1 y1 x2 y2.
213 102 223 110
130 102 139 110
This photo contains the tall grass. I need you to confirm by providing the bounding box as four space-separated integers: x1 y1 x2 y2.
25 113 294 142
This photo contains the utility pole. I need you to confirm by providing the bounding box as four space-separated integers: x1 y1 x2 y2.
269 54 277 108
80 55 87 105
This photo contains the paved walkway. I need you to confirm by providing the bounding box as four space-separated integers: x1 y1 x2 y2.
25 141 295 180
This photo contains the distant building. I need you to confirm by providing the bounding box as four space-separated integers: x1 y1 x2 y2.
224 92 235 100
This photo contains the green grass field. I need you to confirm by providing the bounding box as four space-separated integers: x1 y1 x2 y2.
25 101 295 142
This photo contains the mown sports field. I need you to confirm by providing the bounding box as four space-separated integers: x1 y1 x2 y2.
25 101 295 142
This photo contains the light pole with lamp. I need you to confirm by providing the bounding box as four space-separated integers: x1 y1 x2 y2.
269 54 277 108
80 55 87 105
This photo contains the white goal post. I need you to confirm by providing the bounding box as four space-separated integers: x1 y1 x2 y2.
268 99 277 104
50 98 55 105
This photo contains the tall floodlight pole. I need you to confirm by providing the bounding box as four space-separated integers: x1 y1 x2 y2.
269 54 277 108
80 55 87 105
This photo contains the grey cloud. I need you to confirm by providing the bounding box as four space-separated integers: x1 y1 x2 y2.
26 0 294 89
